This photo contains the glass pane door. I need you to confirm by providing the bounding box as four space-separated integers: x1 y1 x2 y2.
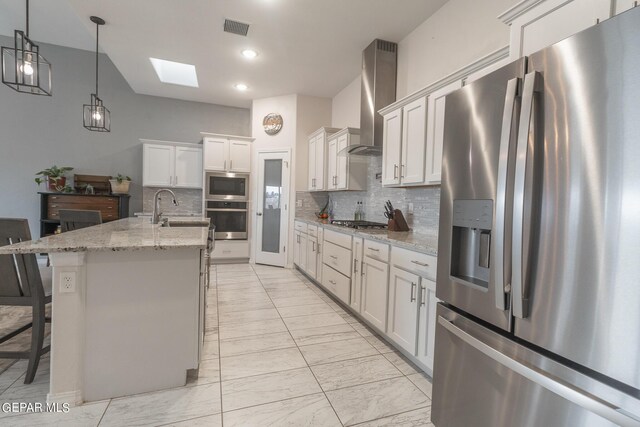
261 159 282 253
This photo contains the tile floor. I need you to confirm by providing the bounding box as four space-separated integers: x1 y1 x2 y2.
0 263 434 426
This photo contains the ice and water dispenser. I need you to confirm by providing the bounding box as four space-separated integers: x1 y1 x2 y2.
450 200 493 290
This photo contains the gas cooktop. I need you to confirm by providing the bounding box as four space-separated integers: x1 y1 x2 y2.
330 220 388 230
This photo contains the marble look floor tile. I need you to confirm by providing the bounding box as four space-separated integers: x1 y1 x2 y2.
271 294 325 308
259 276 305 285
201 339 219 360
217 289 268 300
100 382 221 427
222 367 321 412
215 280 263 288
219 318 287 340
217 264 254 272
352 323 376 337
326 376 430 426
219 332 296 358
220 347 307 381
407 372 433 398
282 312 347 331
364 335 396 354
0 360 27 394
223 393 341 427
299 337 378 366
352 406 433 427
310 355 403 391
187 358 220 385
160 414 222 426
218 308 281 325
217 295 273 308
217 300 276 315
0 400 109 427
289 323 360 346
383 351 423 375
276 303 335 318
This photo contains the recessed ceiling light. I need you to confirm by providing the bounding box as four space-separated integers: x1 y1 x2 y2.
234 83 249 91
241 49 258 59
149 58 199 87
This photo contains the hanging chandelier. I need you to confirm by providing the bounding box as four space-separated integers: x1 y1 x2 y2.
1 0 52 96
83 16 110 132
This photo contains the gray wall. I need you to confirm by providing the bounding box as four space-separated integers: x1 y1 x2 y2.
0 36 250 237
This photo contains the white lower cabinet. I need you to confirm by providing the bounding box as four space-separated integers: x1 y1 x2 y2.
306 235 318 279
416 278 437 371
316 228 324 283
350 237 364 313
361 256 390 332
387 267 420 354
322 263 351 305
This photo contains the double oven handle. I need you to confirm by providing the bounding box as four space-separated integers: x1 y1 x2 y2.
206 208 248 212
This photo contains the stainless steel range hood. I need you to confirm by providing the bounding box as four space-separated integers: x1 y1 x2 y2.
340 39 397 157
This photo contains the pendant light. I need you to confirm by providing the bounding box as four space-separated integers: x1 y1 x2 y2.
1 0 52 96
83 16 110 132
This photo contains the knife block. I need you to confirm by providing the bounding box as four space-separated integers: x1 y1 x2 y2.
388 209 410 231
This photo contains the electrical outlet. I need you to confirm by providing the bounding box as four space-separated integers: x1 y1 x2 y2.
408 203 414 215
296 199 303 208
60 271 77 293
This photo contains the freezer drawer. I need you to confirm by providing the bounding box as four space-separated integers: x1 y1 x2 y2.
432 304 640 427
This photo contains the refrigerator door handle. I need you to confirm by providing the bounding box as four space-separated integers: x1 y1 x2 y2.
495 77 520 311
438 316 639 427
512 71 541 319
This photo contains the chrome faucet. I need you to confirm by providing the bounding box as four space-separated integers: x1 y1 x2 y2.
152 189 179 224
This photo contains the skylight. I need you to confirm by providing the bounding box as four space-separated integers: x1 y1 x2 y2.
149 58 199 87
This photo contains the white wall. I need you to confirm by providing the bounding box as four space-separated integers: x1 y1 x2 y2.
330 0 520 124
250 94 331 266
331 76 361 128
397 0 519 98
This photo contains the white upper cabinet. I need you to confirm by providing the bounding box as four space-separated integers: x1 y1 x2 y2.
203 138 228 171
501 0 612 60
143 143 174 187
228 140 251 172
425 80 462 184
307 128 339 191
174 146 203 188
401 97 427 185
142 141 202 188
325 128 366 192
202 133 254 173
381 109 403 186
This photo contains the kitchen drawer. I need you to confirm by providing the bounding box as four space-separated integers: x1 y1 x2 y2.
323 241 352 278
47 196 119 221
210 240 249 259
323 228 352 249
307 224 318 238
322 264 351 305
391 246 437 280
294 221 308 233
364 239 389 262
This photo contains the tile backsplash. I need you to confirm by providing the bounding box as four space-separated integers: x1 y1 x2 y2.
142 187 203 216
295 156 440 236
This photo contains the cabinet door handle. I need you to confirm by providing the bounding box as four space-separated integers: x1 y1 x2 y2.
230 160 233 170
411 260 429 267
394 164 398 179
296 235 300 243
421 284 426 306
175 175 178 185
312 241 316 251
401 164 405 178
361 260 365 277
410 282 417 302
224 160 227 170
353 258 358 273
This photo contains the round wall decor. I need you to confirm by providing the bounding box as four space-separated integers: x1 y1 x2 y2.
263 113 283 135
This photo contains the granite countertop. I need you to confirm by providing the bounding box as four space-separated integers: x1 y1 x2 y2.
0 218 209 255
295 217 439 256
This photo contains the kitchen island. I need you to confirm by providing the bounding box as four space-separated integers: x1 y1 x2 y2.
0 218 209 404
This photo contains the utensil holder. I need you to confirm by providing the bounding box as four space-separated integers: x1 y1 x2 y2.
388 209 410 231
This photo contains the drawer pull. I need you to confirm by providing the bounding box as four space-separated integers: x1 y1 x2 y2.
410 282 417 302
368 248 380 252
329 280 336 285
411 260 429 267
329 255 337 259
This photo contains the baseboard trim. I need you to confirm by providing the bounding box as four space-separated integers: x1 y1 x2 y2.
47 390 82 407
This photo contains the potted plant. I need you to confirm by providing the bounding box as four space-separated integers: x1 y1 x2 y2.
110 174 132 194
35 166 74 192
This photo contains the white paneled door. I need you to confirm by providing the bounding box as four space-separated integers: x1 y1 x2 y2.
255 150 290 267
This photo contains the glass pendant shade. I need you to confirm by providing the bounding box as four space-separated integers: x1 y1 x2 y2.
1 30 52 96
83 93 110 132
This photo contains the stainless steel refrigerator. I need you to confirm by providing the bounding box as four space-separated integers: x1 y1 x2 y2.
433 7 640 427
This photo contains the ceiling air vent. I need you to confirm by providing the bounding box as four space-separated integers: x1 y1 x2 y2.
376 40 397 53
224 19 250 36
